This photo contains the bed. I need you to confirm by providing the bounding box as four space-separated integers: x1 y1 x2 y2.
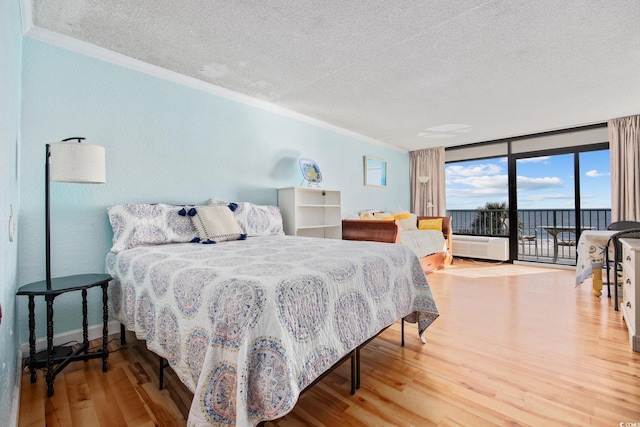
342 215 453 273
105 203 439 427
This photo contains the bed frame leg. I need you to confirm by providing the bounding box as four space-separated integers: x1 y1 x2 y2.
401 318 405 347
159 356 167 390
120 323 127 346
356 347 361 390
350 350 356 395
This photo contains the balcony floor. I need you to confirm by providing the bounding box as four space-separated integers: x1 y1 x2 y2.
516 241 577 266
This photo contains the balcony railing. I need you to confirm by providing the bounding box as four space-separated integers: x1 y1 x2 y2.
446 208 612 264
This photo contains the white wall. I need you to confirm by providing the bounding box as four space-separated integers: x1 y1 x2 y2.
18 38 411 342
0 0 23 423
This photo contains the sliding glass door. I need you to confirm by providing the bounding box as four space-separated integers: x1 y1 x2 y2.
515 153 574 263
579 149 612 233
513 149 610 264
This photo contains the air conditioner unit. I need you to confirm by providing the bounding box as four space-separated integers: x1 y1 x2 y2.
451 235 509 261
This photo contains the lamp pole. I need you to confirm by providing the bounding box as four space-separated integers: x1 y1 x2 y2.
45 137 86 289
418 176 430 216
45 144 51 289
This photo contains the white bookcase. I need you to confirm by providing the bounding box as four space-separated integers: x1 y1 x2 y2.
620 238 640 352
277 187 342 239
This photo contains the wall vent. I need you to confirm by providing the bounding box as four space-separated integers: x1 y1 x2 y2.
451 235 509 261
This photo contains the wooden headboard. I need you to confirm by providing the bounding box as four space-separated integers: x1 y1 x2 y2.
342 216 453 272
342 216 452 247
341 219 401 243
416 216 453 246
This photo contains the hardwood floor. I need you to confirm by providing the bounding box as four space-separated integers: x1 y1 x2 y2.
19 260 640 426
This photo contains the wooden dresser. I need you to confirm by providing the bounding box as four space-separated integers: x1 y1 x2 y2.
620 238 640 351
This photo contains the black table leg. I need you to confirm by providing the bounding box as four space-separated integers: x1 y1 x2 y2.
102 283 109 372
82 289 89 357
28 296 37 383
45 295 55 397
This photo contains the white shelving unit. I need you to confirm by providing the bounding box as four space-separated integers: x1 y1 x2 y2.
620 238 640 352
277 187 342 239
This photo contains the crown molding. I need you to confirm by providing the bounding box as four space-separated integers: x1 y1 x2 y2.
19 1 405 153
19 0 32 36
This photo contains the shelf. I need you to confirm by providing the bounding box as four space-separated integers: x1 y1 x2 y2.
297 224 341 230
278 187 342 239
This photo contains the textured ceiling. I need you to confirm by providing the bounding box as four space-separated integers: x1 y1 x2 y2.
30 0 640 151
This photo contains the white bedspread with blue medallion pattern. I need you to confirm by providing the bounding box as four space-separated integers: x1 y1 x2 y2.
106 235 439 426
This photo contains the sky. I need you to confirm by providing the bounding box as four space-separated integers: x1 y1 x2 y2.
445 149 611 210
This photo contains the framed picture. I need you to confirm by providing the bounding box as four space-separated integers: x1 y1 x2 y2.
364 156 387 187
299 158 322 187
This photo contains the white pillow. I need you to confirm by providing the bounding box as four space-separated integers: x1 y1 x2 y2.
234 202 284 236
208 200 284 237
373 211 395 221
107 203 198 253
188 205 246 243
391 209 417 231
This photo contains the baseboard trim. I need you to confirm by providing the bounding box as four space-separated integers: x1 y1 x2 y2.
11 348 22 427
19 320 121 357
513 260 575 271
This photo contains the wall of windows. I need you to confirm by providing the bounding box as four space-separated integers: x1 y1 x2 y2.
446 156 509 235
445 125 610 264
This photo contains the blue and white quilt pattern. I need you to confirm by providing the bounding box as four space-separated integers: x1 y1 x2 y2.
106 235 438 426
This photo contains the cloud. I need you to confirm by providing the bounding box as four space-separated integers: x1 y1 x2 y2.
517 193 576 208
446 163 503 178
447 187 508 198
516 176 564 190
447 174 564 194
580 194 609 208
446 197 508 209
585 169 608 177
447 174 508 188
517 156 550 163
521 193 574 201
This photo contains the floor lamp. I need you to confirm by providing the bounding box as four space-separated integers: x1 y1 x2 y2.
46 137 106 288
417 175 433 216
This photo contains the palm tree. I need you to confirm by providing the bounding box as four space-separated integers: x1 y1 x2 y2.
472 202 508 235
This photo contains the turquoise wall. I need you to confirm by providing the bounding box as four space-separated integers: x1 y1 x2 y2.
0 0 23 421
18 38 410 342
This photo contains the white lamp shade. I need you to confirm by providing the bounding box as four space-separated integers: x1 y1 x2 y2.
50 141 106 183
417 175 430 184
